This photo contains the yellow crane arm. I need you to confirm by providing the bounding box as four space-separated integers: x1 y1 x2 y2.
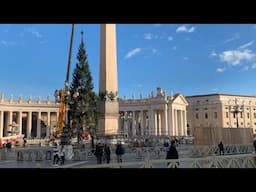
57 90 66 137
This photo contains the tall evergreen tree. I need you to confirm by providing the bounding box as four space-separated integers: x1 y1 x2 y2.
69 31 97 140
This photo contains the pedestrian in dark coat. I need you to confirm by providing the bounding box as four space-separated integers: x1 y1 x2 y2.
115 142 124 163
218 141 224 155
95 142 103 164
103 144 111 164
253 138 256 153
166 140 179 167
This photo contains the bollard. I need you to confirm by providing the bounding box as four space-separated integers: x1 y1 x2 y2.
27 151 33 161
17 151 24 161
35 151 43 161
73 150 80 161
1 150 7 160
45 150 52 160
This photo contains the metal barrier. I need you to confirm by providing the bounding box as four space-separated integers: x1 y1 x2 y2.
45 151 52 160
62 153 256 168
17 151 24 161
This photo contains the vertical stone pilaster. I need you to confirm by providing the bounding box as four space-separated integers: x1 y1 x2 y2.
27 111 32 138
37 112 41 138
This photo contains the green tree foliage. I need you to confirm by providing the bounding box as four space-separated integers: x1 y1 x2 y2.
69 32 97 138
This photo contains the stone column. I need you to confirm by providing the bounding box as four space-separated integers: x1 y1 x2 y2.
179 110 183 136
8 111 13 135
164 105 169 136
124 112 128 136
118 113 122 134
154 111 157 135
47 112 51 137
140 110 144 136
176 110 179 136
149 110 154 135
158 111 162 136
183 110 187 136
27 111 32 138
0 111 3 137
132 111 136 136
18 111 22 135
37 112 41 138
174 109 177 136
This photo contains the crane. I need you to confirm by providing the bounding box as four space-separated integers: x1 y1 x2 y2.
55 24 75 138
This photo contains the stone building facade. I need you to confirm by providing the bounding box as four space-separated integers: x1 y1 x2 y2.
0 94 59 139
186 94 256 136
0 88 189 139
119 87 188 138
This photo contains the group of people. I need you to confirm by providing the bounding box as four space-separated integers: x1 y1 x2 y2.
94 141 125 164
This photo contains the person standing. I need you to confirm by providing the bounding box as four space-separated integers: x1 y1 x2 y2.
23 138 27 147
52 145 59 166
59 145 65 165
95 142 103 164
115 141 124 163
103 143 111 164
218 141 224 155
253 138 256 153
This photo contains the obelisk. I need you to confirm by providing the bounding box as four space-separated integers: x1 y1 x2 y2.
97 24 119 136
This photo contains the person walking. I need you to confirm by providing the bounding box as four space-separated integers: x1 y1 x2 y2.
166 140 179 168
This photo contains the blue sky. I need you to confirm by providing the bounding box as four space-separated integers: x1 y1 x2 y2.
1 24 256 101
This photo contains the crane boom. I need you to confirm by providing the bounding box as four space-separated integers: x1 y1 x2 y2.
56 24 75 137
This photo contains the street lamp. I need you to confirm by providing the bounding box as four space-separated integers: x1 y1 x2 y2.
230 98 243 128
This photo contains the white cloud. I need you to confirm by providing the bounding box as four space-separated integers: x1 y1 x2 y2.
124 48 141 59
1 40 7 46
154 24 162 27
144 33 161 40
216 68 226 72
238 40 254 50
168 36 173 41
152 48 158 54
241 66 249 71
176 25 195 33
39 40 48 44
211 88 218 92
26 27 43 38
224 34 240 44
2 24 11 33
252 63 256 69
144 33 153 40
219 49 255 66
0 40 16 47
210 50 217 57
154 35 159 39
